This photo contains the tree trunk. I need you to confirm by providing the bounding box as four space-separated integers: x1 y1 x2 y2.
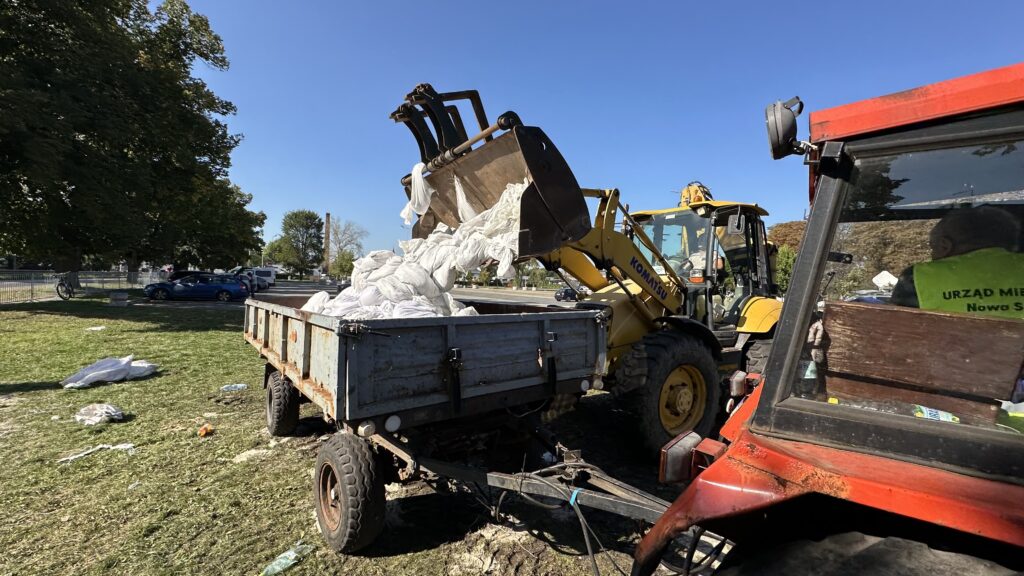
126 251 140 284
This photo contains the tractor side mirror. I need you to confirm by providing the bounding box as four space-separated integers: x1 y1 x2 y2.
766 96 810 160
726 214 745 235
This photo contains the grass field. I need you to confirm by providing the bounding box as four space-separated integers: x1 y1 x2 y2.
0 299 655 576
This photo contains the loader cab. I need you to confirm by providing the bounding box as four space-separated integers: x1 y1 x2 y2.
755 76 1024 482
631 201 775 331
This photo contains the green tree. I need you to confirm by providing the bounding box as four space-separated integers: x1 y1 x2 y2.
774 244 797 294
0 0 261 276
279 210 324 279
327 219 366 276
263 237 293 266
329 250 356 278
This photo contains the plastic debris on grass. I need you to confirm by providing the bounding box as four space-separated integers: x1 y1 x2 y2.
301 179 527 319
220 383 248 392
61 355 158 389
57 443 136 464
259 541 315 575
85 326 107 331
74 403 125 425
198 423 214 437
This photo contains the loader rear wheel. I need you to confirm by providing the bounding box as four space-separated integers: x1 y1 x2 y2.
617 331 720 453
716 532 1016 576
315 432 386 554
743 337 773 375
266 370 299 436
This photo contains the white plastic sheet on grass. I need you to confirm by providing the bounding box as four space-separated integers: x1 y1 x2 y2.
304 179 528 319
74 403 125 425
61 355 159 389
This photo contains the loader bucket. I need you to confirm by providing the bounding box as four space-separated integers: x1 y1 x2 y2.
409 125 591 257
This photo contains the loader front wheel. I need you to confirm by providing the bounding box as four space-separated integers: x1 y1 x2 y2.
266 370 299 436
315 432 386 554
617 331 720 454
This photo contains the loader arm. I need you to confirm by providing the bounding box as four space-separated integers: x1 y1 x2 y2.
540 188 687 323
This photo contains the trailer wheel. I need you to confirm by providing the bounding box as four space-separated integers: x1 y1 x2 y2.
265 370 299 436
716 532 1015 575
617 331 720 453
314 432 386 554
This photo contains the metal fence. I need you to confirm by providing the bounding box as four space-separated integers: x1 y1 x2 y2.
0 270 165 304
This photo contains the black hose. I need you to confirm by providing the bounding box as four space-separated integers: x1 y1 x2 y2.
572 501 600 576
682 526 705 573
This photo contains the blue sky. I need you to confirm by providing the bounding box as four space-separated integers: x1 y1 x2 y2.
189 0 1023 253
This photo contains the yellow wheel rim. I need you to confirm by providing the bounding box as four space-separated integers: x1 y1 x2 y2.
657 365 707 435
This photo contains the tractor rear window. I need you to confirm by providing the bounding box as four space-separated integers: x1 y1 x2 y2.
792 138 1024 437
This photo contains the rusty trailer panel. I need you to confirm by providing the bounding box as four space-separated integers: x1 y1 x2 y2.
243 298 606 430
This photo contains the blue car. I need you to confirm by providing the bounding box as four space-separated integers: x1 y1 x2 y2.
145 273 249 302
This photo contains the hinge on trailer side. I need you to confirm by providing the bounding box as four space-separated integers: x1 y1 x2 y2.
545 332 558 394
446 347 463 416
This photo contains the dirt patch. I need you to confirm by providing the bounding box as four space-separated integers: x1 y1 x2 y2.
232 448 273 463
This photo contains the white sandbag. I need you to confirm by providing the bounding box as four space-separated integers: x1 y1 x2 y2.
352 250 394 290
62 355 158 389
400 162 436 225
393 296 443 318
62 356 133 389
128 360 158 379
306 179 529 319
456 306 479 316
358 285 386 307
301 291 332 312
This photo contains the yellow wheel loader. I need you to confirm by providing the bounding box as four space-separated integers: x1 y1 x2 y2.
391 85 780 452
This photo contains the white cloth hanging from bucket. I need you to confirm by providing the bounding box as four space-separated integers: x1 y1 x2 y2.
400 162 437 225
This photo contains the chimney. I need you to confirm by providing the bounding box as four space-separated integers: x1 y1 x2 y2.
323 212 331 273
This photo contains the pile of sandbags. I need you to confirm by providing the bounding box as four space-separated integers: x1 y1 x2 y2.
302 179 527 319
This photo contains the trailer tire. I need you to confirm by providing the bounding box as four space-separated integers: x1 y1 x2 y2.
266 371 299 436
314 432 386 554
715 532 1015 576
617 330 720 454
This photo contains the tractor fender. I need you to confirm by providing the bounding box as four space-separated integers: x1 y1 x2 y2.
655 316 723 360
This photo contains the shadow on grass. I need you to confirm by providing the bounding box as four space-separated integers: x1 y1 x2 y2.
0 381 62 393
0 299 243 332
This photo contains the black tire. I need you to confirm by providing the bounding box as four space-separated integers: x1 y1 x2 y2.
716 532 1015 576
215 290 231 302
56 282 73 300
152 288 169 300
266 371 299 436
743 338 773 375
314 432 386 554
616 330 720 453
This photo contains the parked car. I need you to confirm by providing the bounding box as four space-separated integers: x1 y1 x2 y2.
168 269 211 282
554 287 580 302
227 266 261 293
145 273 249 302
253 267 277 286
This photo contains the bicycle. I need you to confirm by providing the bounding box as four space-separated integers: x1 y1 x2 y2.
55 273 75 300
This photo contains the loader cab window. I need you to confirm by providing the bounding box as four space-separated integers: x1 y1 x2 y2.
633 210 709 277
767 113 1024 480
709 210 772 322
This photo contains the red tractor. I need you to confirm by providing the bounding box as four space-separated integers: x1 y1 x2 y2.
633 63 1024 575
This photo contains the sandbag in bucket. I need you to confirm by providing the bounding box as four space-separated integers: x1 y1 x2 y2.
408 125 591 257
